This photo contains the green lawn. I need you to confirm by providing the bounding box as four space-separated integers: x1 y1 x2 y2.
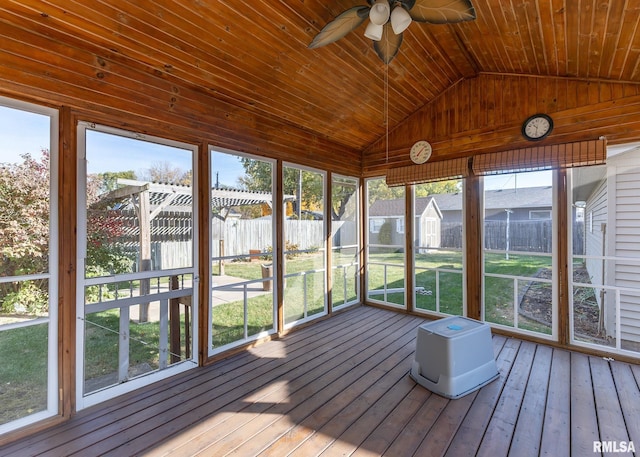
1 249 557 425
0 323 48 426
83 309 191 387
368 250 553 333
483 252 552 333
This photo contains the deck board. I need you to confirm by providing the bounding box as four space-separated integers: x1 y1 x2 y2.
539 348 571 457
590 357 631 448
570 353 601 456
1 306 640 457
508 344 553 457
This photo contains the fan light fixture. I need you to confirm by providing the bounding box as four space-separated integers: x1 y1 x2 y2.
369 0 391 26
308 0 477 64
364 22 384 41
390 6 412 34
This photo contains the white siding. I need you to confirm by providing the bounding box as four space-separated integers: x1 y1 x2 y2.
611 152 640 343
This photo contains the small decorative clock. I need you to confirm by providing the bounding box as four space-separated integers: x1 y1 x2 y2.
522 113 553 141
410 140 432 164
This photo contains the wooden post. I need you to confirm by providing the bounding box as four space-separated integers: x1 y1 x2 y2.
405 185 414 313
219 239 225 275
137 189 151 322
326 173 333 314
276 160 284 333
557 169 570 345
169 275 180 363
465 174 482 320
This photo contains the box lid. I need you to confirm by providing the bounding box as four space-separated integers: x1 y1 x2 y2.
419 316 485 338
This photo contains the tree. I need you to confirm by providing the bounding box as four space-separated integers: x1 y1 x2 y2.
367 178 404 205
238 157 271 192
331 177 358 221
0 150 49 274
85 181 134 274
139 161 191 185
415 180 460 197
0 151 50 314
240 158 357 220
95 170 137 193
0 151 134 314
367 178 461 205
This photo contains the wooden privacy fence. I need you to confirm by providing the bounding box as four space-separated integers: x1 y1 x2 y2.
441 220 585 254
116 217 355 269
211 219 355 258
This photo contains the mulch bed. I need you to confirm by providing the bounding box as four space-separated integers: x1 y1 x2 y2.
519 267 608 343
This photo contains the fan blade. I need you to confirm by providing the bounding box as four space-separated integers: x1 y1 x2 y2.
409 0 476 24
308 6 370 49
373 22 403 64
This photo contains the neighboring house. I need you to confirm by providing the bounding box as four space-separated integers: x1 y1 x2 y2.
368 198 411 249
433 186 553 223
369 186 554 250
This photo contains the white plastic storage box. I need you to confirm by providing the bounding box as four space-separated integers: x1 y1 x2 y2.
410 316 499 399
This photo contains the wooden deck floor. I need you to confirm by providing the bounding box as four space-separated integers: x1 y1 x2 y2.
2 306 640 456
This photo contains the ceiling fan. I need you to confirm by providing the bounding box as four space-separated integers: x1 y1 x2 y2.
308 0 476 64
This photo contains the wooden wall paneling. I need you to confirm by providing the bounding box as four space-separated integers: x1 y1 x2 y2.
9 0 367 147
0 65 360 176
588 81 601 105
506 75 524 125
539 77 559 113
362 74 640 177
487 75 499 127
554 79 568 111
0 22 362 176
450 82 461 134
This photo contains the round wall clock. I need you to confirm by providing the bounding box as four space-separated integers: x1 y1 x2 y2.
522 113 553 141
410 140 432 164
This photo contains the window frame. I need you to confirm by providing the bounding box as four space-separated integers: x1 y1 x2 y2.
0 96 59 433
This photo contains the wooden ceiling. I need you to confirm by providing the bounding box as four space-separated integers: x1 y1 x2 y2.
3 1 640 161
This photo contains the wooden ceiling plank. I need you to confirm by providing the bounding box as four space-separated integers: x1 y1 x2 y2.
587 1 612 78
595 0 624 79
494 1 526 73
577 0 597 78
463 0 505 72
615 2 640 81
0 22 362 170
565 0 581 77
529 0 553 75
101 0 384 144
18 0 370 148
550 0 568 76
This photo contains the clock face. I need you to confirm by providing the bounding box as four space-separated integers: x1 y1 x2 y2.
410 140 432 164
522 114 553 141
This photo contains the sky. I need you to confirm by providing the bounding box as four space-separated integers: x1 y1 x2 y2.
0 105 50 163
85 129 192 176
0 104 245 185
484 170 552 190
0 103 552 190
